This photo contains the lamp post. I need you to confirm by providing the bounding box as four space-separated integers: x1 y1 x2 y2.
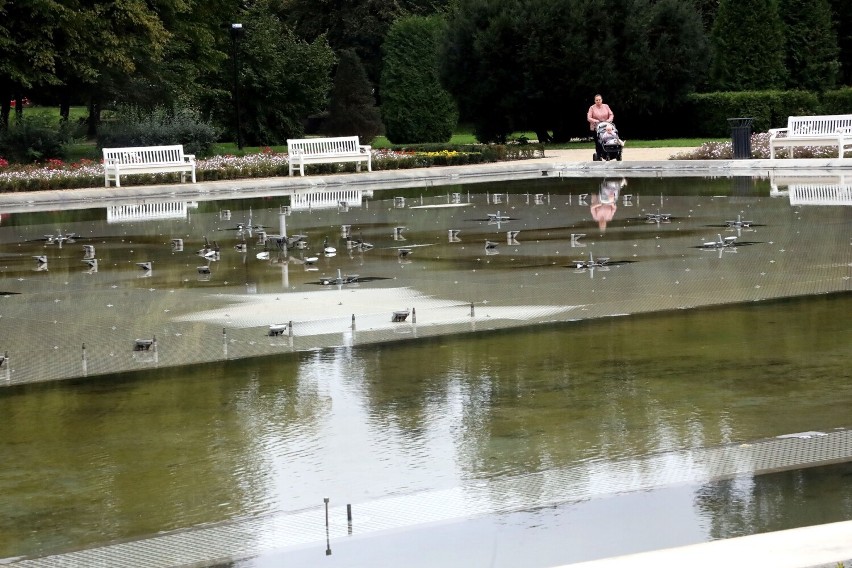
230 23 244 150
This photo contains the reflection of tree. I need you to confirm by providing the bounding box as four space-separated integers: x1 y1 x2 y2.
0 356 321 559
695 463 852 540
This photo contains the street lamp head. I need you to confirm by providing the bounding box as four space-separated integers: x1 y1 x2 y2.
231 23 243 29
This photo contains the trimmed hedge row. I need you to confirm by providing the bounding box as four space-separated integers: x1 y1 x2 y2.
684 88 852 136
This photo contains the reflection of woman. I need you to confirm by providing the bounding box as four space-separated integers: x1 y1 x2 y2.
590 178 627 230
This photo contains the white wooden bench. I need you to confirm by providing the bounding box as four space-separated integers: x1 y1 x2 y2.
768 115 852 159
103 145 196 187
286 136 371 176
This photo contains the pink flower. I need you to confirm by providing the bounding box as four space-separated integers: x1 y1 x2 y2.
0 157 8 169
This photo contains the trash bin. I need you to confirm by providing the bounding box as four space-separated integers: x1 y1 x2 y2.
728 117 753 159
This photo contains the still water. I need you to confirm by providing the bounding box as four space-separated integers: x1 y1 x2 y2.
0 174 850 565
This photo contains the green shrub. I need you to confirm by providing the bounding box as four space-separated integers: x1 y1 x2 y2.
819 87 852 114
0 115 77 164
684 90 820 136
97 106 221 157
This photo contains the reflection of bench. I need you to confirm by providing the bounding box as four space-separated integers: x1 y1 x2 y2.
103 145 196 187
286 136 371 176
769 173 852 205
391 310 410 322
769 115 852 159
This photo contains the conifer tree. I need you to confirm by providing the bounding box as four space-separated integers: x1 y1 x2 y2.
710 0 787 90
779 0 840 90
381 15 458 144
320 49 384 144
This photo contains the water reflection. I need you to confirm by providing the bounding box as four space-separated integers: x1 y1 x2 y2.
0 176 850 564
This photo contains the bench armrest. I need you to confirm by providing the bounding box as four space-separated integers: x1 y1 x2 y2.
768 128 787 138
359 145 371 153
184 154 196 163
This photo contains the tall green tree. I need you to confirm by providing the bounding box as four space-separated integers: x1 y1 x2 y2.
827 0 852 85
213 1 335 145
0 0 63 129
442 0 709 142
779 0 839 91
710 0 787 90
381 15 458 143
320 49 383 144
282 0 448 94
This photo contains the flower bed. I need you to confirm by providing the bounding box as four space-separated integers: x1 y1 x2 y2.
0 145 544 193
670 132 841 160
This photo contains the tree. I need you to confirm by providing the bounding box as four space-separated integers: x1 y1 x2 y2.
779 0 839 91
320 49 383 144
282 0 449 96
828 0 852 84
381 15 458 143
710 0 787 90
441 0 709 142
217 1 335 145
0 0 64 129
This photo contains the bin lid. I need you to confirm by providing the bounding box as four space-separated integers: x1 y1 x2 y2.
727 117 754 126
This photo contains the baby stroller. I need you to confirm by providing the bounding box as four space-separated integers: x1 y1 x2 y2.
593 121 623 161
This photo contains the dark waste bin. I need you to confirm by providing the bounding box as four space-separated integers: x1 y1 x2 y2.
728 117 753 159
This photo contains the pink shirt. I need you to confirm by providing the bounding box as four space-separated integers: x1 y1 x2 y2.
587 103 614 130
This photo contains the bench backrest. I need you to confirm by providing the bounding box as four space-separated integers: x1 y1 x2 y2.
103 145 186 165
287 137 360 156
788 115 852 136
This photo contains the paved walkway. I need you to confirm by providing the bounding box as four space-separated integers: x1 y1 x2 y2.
1 146 851 212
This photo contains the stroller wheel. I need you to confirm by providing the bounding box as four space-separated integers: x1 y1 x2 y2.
593 153 600 161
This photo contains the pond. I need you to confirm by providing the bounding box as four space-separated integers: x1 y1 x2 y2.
0 174 850 566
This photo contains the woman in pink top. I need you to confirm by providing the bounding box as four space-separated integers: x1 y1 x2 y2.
587 94 614 131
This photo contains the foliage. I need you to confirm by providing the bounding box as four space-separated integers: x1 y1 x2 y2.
818 87 852 114
282 0 449 95
710 0 787 90
683 91 820 136
779 0 840 91
828 0 852 85
213 1 335 145
96 106 221 157
441 0 710 143
381 16 458 144
0 114 78 163
320 49 384 144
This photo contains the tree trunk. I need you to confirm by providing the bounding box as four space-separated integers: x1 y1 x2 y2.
14 95 23 121
59 90 71 123
0 98 9 132
87 98 101 138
